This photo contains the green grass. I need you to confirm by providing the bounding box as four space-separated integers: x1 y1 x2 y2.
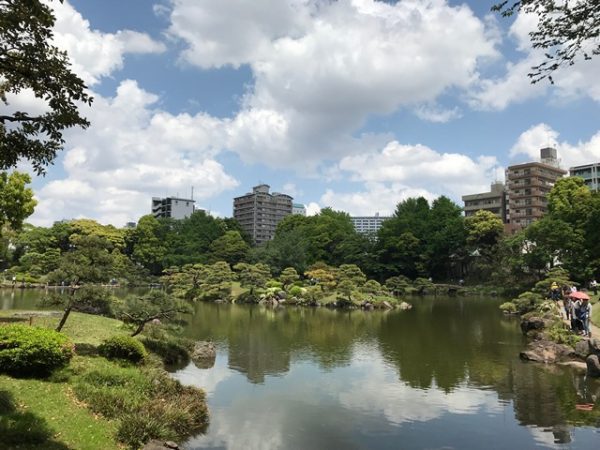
0 363 119 450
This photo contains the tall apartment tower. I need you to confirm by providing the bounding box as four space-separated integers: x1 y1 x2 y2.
151 196 195 219
233 184 293 245
505 148 566 230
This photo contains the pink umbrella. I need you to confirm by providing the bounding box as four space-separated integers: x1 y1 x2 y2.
570 291 590 300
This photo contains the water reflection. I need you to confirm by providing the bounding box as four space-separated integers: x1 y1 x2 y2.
178 299 600 449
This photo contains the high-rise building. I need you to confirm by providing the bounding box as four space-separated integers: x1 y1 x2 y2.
151 196 195 220
570 162 600 191
233 184 293 245
350 213 390 234
505 147 566 230
462 182 507 222
292 203 307 216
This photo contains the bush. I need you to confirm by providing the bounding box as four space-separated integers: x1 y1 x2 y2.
98 335 147 364
499 302 517 314
117 411 172 449
512 291 544 314
288 285 303 297
0 325 74 377
140 336 191 366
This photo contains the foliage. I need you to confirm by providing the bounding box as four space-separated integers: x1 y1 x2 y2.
499 302 517 314
0 324 73 376
116 290 191 337
209 230 250 265
163 261 233 302
0 172 36 233
492 0 600 83
512 291 544 314
0 0 92 173
547 324 581 348
140 336 191 366
233 262 271 294
98 335 147 364
279 267 299 289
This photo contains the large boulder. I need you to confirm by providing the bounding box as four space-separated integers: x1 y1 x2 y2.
520 316 545 335
191 341 216 369
589 338 600 356
574 339 591 359
586 354 600 378
520 340 576 364
398 302 412 311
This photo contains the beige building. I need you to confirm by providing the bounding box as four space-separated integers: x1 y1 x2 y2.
233 184 293 245
462 182 507 222
505 147 566 230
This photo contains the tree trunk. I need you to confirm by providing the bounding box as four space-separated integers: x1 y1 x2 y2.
56 306 72 332
131 321 147 337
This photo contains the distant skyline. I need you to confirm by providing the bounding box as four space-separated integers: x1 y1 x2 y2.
14 0 600 226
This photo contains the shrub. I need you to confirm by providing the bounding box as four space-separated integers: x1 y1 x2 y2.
0 324 74 377
117 412 172 449
98 335 147 364
288 285 303 297
140 336 191 366
265 280 282 289
499 302 517 314
512 291 544 314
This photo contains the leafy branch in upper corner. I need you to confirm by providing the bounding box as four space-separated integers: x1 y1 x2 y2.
0 0 93 174
492 0 600 83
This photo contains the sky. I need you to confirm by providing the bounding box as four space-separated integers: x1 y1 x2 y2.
9 0 600 226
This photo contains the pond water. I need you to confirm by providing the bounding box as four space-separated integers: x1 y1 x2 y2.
3 289 600 449
177 298 600 450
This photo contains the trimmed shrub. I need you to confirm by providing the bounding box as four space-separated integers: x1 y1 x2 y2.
0 324 74 377
288 285 303 297
499 302 517 314
98 335 147 364
140 336 191 366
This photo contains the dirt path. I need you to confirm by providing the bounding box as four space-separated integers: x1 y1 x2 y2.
558 300 599 338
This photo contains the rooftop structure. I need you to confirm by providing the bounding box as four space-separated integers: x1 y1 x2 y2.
233 184 293 245
292 203 307 216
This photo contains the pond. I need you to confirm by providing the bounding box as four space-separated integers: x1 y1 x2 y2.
177 297 600 450
3 289 599 449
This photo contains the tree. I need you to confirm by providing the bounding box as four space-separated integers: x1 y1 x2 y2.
127 215 167 275
492 1 600 83
279 267 299 289
117 290 191 337
0 171 36 231
0 0 92 173
233 262 271 295
209 230 250 265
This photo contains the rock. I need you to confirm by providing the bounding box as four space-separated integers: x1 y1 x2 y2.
589 338 600 356
382 301 393 309
364 303 374 310
520 340 576 364
586 354 600 378
191 341 216 369
574 339 591 359
277 291 287 299
143 440 179 450
558 361 587 372
398 302 412 310
520 316 545 335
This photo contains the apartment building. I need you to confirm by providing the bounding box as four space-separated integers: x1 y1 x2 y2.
462 182 507 222
233 184 293 245
570 162 600 191
292 203 307 216
350 213 390 234
151 196 195 219
505 147 566 229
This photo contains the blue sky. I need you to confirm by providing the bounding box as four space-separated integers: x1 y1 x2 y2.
16 0 600 226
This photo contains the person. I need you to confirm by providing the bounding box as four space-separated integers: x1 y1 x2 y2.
591 279 598 295
574 297 592 337
550 282 560 301
564 295 573 321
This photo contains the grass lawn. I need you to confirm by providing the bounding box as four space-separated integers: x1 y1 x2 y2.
0 312 126 450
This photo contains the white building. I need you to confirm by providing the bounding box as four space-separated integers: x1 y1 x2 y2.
151 197 195 220
350 213 390 234
292 203 307 216
570 162 600 191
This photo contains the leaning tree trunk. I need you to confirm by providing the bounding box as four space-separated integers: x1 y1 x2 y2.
130 321 148 337
56 306 72 332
